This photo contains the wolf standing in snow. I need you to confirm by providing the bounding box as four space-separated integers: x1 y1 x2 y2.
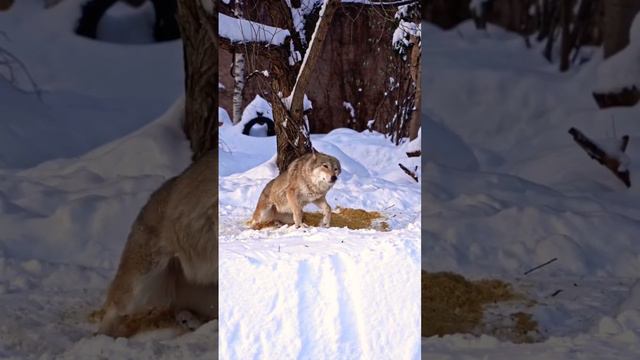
97 151 218 338
249 151 341 229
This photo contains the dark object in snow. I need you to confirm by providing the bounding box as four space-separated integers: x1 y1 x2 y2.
0 0 13 11
406 150 422 158
242 115 275 137
592 86 640 109
399 163 419 182
524 257 558 276
550 289 563 297
568 127 631 187
76 0 180 42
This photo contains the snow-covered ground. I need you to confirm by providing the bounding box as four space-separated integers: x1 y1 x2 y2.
422 21 640 358
0 1 217 358
219 109 421 359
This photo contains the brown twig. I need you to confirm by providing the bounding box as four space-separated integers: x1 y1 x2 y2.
524 257 558 276
550 289 563 297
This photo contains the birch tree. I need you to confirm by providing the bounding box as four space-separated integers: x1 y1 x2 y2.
231 0 246 124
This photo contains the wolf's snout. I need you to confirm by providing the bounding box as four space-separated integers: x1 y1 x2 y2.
330 175 337 182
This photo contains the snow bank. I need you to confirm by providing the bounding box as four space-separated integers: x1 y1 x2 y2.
422 20 640 358
0 0 183 169
423 18 640 280
0 96 216 358
0 2 215 358
596 12 640 92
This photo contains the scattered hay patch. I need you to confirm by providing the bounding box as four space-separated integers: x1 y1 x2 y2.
250 207 390 231
304 207 389 230
422 271 540 343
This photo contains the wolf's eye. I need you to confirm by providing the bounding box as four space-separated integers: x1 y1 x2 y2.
323 164 329 169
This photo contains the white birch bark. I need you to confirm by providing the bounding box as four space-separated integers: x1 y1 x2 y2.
231 0 246 124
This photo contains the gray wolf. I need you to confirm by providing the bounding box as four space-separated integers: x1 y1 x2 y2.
97 151 218 338
249 151 341 229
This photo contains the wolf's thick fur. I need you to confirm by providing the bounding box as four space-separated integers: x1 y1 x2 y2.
97 151 218 338
249 151 341 229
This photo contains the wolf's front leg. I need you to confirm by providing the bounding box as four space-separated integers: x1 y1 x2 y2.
314 197 332 228
286 189 304 227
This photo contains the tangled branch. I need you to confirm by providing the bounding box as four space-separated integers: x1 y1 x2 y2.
0 34 42 100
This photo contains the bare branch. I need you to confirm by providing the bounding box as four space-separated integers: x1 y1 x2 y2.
0 38 43 100
343 0 418 6
524 258 558 276
398 163 418 182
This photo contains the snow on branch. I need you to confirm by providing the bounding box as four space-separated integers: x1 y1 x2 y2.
284 0 323 47
342 0 419 5
219 13 290 46
392 20 420 54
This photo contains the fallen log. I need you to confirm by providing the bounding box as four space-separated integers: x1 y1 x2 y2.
406 150 422 158
399 163 419 182
592 86 640 109
568 127 631 187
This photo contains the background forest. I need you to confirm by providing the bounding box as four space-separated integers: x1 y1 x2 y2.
421 0 640 358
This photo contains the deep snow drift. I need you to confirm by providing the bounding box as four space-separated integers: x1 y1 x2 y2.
219 108 421 359
422 21 640 358
0 1 216 358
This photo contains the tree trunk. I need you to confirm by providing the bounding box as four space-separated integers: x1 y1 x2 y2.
559 0 573 71
150 0 181 42
289 0 340 126
272 0 341 173
231 0 246 124
177 0 217 162
231 51 246 124
271 59 312 173
603 0 640 58
408 31 421 141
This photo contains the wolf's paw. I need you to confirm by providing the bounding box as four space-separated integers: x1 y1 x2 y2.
176 311 202 331
294 223 309 229
320 220 330 228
